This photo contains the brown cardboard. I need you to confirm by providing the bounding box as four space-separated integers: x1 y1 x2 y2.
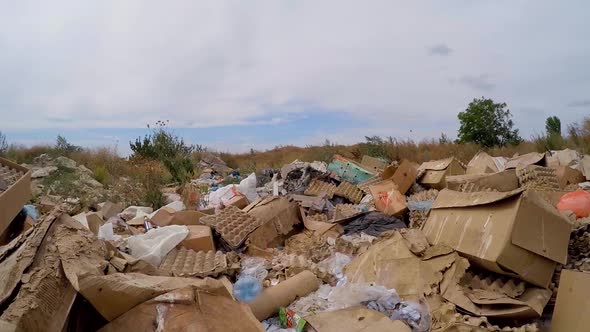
305 307 411 332
466 151 500 174
446 169 519 192
582 155 590 180
150 208 205 227
505 152 545 169
439 258 551 319
181 182 201 210
98 201 123 220
86 212 104 236
248 270 319 321
78 273 230 321
244 197 301 248
422 189 571 287
99 286 264 332
381 164 398 180
550 270 590 332
361 155 388 173
555 165 585 188
227 194 248 208
344 231 457 299
418 157 466 189
179 225 215 252
0 157 31 238
369 179 407 216
390 159 419 194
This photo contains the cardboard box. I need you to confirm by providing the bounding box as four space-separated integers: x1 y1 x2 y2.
327 155 376 184
368 179 407 216
555 165 585 188
390 159 419 194
98 201 123 220
446 169 519 192
361 155 387 173
422 189 571 287
418 157 465 189
179 225 215 252
0 157 31 238
226 194 248 209
550 270 590 332
150 208 205 227
244 197 301 248
581 155 590 180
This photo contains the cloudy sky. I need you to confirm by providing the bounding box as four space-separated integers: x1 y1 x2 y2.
1 1 589 154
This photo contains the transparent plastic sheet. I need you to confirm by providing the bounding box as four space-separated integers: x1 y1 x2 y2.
316 253 352 283
288 282 431 332
234 256 269 302
126 225 189 266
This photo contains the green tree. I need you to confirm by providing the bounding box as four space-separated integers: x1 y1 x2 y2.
545 116 561 136
457 97 522 147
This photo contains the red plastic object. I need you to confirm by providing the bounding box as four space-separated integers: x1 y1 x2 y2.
557 190 590 218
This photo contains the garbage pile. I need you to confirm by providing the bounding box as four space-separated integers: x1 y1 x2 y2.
0 148 590 331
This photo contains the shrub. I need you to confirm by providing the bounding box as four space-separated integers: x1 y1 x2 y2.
130 121 195 183
93 165 109 185
55 135 82 155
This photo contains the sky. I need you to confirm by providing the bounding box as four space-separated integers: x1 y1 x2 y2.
1 1 589 155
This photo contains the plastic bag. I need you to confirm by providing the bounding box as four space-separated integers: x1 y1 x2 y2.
317 253 352 283
557 189 590 218
238 173 259 202
239 256 269 281
23 205 39 221
234 256 269 302
127 225 189 266
98 222 122 242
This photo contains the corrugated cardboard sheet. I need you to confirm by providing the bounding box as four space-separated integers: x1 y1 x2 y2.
305 307 411 332
550 270 590 332
245 197 301 248
446 170 519 192
504 152 545 169
0 157 31 238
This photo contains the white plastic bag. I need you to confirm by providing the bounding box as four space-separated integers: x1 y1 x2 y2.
238 173 259 202
98 222 122 242
127 225 189 266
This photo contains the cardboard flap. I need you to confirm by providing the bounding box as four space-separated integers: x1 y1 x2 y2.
505 152 545 169
418 157 454 171
431 188 524 209
511 191 571 264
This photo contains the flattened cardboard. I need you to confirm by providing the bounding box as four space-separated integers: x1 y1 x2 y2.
78 273 230 321
550 270 590 332
505 152 545 169
344 232 456 298
98 201 123 220
423 189 571 287
227 194 248 208
99 287 264 332
369 179 407 216
149 206 176 226
248 270 319 321
0 157 31 238
245 197 301 248
446 169 519 192
582 155 590 180
305 307 411 332
150 208 205 227
179 225 215 252
555 165 585 188
390 159 419 194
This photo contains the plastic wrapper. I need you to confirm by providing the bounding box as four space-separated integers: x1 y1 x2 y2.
127 225 189 266
342 212 406 236
316 253 352 283
279 307 306 332
557 189 590 218
23 204 39 221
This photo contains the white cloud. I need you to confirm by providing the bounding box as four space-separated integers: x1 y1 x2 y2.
0 0 589 142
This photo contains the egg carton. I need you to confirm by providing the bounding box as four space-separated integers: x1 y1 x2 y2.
304 179 337 198
333 204 362 222
516 165 559 191
356 175 382 194
200 205 264 248
407 188 439 202
461 269 526 298
306 213 329 223
159 248 237 278
334 181 364 203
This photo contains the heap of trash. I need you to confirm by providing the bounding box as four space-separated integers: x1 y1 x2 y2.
0 148 590 331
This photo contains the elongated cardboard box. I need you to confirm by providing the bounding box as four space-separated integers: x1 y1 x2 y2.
422 189 571 287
